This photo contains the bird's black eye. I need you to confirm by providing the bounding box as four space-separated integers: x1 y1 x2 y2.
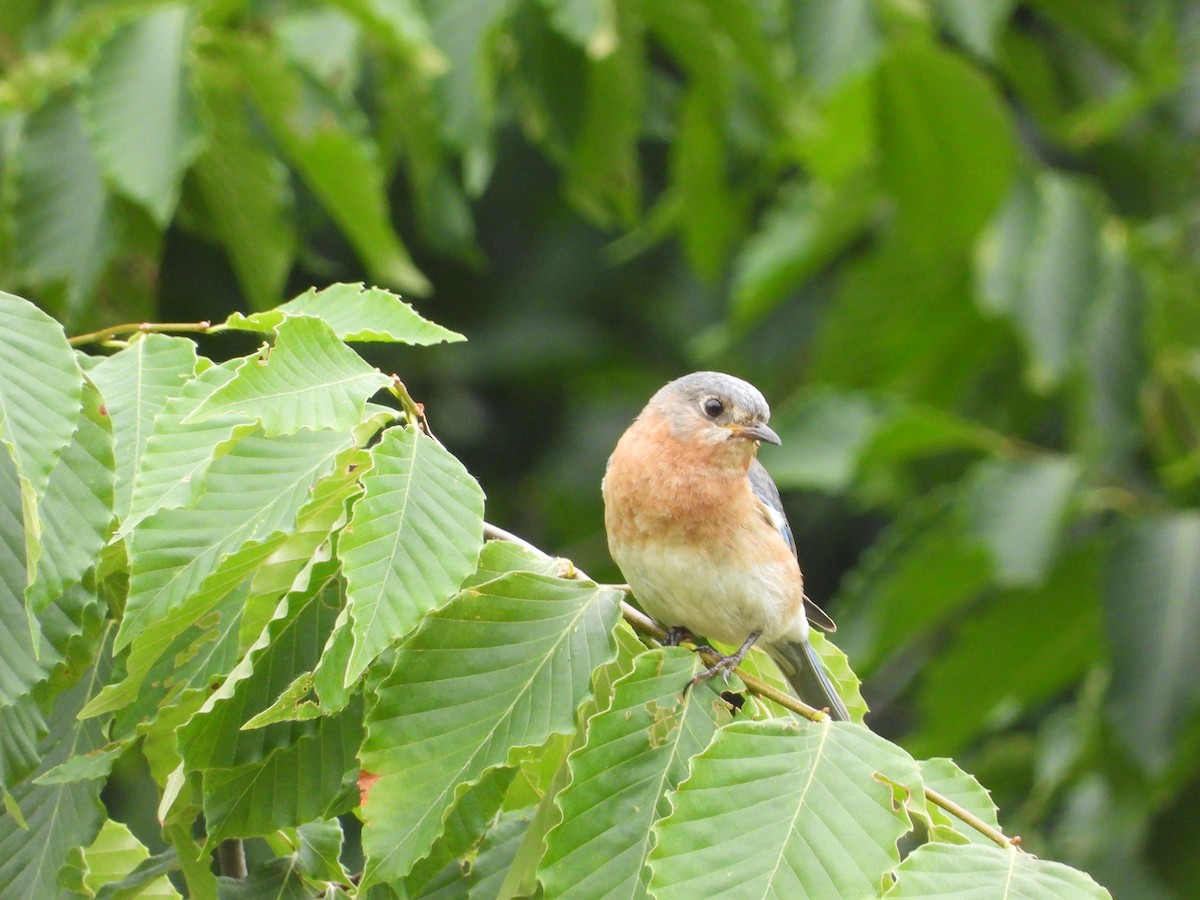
702 397 724 418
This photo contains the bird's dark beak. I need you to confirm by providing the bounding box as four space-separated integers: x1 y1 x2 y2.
732 422 781 445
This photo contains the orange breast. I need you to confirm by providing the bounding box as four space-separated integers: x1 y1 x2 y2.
604 416 772 562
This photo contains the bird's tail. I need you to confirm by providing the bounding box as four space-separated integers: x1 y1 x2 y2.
766 639 850 722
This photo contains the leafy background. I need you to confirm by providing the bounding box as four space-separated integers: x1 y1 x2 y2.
1 0 1199 896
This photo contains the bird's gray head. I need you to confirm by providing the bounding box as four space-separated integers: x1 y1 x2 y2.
646 371 781 449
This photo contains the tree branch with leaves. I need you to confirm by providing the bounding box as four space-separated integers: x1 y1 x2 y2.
0 284 1108 898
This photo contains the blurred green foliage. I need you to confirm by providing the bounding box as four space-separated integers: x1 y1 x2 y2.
2 0 1199 896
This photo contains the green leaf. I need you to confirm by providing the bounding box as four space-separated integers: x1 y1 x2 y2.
539 648 732 899
95 434 360 723
35 740 127 786
670 86 740 280
1079 249 1144 481
234 38 430 294
811 241 1009 407
215 857 313 899
468 808 532 897
192 61 296 311
404 768 514 896
1104 514 1200 772
729 182 873 329
0 699 48 790
26 378 114 615
808 631 869 722
563 3 643 224
793 0 881 93
359 572 623 887
876 40 1015 257
115 427 353 652
290 819 350 884
202 702 362 844
918 758 1003 846
0 578 102 786
96 585 246 731
977 173 1106 390
67 818 181 898
883 843 1111 898
0 417 104 778
90 334 197 521
0 636 108 900
331 0 445 73
0 291 85 573
179 563 343 771
185 316 390 435
339 425 485 685
118 359 252 538
539 0 616 53
11 98 113 315
465 539 575 590
770 390 887 492
428 0 519 193
222 282 465 344
91 848 183 900
933 0 1014 60
914 544 1104 756
83 4 205 224
832 488 992 672
240 444 369 639
649 718 919 898
962 456 1080 587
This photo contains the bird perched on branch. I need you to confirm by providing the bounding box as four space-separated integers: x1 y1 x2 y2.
602 371 849 720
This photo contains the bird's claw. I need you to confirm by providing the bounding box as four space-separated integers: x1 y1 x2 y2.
687 653 740 688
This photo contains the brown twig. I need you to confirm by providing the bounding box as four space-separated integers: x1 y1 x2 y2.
217 839 247 879
68 320 216 347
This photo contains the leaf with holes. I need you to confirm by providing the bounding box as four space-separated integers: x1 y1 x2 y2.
223 283 464 344
185 316 390 436
539 648 732 899
918 758 1003 847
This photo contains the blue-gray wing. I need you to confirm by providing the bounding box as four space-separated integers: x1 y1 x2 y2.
747 459 837 632
748 459 796 556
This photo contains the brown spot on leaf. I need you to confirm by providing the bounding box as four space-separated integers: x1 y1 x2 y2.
646 700 681 748
358 770 381 808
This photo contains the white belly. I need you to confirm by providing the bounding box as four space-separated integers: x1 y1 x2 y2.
611 539 806 646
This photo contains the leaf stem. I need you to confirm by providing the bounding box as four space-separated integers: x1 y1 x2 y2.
387 376 425 427
68 320 219 347
480 520 1024 854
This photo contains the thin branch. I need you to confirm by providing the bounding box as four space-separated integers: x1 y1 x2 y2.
481 520 1022 853
68 320 218 347
217 839 247 879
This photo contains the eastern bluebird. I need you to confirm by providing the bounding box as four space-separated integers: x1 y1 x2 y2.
602 371 849 720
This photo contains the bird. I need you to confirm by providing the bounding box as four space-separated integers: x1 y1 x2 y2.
602 371 849 721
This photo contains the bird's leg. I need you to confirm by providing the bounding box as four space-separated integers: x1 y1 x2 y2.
688 631 762 688
661 626 695 647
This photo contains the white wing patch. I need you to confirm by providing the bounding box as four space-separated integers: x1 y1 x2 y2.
759 498 788 533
